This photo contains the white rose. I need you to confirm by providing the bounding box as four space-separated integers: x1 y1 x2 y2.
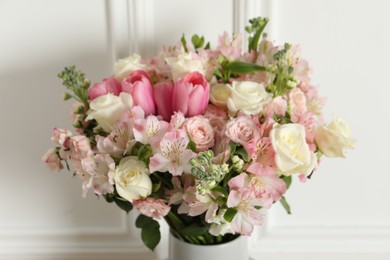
210 83 231 108
227 81 271 115
87 93 133 132
114 54 147 81
315 118 355 158
114 156 152 202
270 123 317 176
166 52 205 82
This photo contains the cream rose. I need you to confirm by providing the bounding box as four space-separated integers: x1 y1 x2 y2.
87 93 133 132
227 81 271 115
315 118 355 158
166 52 205 82
210 83 231 108
184 116 215 152
114 156 152 202
114 54 147 81
270 123 317 176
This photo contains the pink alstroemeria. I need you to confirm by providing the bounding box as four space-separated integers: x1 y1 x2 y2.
246 163 286 205
60 135 92 161
80 154 115 196
183 187 219 223
133 115 170 150
42 148 63 172
133 197 171 220
217 31 242 61
227 173 264 235
166 175 194 214
149 129 196 176
51 128 72 146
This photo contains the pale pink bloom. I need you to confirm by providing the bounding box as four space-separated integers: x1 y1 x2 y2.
60 135 92 160
299 174 308 183
166 175 194 207
121 70 156 115
133 197 171 220
81 154 115 196
88 76 121 101
170 111 185 129
51 128 72 146
149 129 196 176
263 96 288 117
213 133 231 157
154 81 174 121
183 187 220 223
293 58 312 85
172 71 210 117
96 123 136 158
227 173 264 235
42 148 63 172
225 114 260 146
246 163 286 204
245 137 275 167
204 104 227 135
183 116 215 152
217 32 242 60
291 112 317 152
289 88 307 117
133 115 170 150
305 86 326 118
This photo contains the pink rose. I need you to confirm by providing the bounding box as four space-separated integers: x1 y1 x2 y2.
154 81 174 121
172 72 210 117
88 77 121 101
205 104 227 135
122 70 156 115
184 116 215 152
133 197 171 220
225 114 260 146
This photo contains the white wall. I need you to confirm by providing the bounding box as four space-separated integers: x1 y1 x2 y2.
1 0 389 259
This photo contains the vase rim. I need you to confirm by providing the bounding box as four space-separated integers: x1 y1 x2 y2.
169 230 244 248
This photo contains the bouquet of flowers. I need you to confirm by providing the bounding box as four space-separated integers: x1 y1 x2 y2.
42 17 355 250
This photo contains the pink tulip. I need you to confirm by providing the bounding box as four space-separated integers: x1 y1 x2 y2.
172 72 210 117
88 77 121 101
121 70 156 115
154 81 174 121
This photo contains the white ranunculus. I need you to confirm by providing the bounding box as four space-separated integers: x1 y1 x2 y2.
270 123 317 176
114 54 147 81
315 118 355 158
166 52 205 82
87 93 133 132
227 81 271 115
114 156 152 202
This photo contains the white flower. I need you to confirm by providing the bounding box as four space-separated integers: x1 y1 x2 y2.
165 52 205 82
114 54 147 81
87 93 133 132
210 83 231 108
270 123 317 176
114 156 152 202
227 81 271 115
315 118 356 158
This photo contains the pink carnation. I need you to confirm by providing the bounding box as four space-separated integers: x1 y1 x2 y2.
133 197 171 220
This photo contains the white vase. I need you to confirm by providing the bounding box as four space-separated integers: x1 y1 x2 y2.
168 232 249 260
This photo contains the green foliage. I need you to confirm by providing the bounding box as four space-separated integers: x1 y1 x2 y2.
104 193 133 213
280 196 291 214
227 61 266 74
57 66 90 107
245 17 269 53
191 34 205 49
135 214 161 251
181 34 188 52
224 207 238 222
180 224 209 236
282 175 292 189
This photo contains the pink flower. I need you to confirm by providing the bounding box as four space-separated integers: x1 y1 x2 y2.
133 197 171 220
227 173 263 235
42 148 63 172
81 154 115 196
121 70 156 115
289 88 307 117
166 175 194 214
133 115 170 150
88 77 121 101
183 187 220 223
172 72 210 117
60 135 92 160
225 114 260 146
217 32 242 60
184 116 214 152
263 96 288 117
205 104 227 135
154 81 174 121
149 129 196 176
51 128 72 146
170 112 185 129
246 163 286 204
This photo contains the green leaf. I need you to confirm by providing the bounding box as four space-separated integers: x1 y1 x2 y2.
187 139 197 152
235 147 249 162
282 175 292 189
204 42 211 50
180 224 209 236
191 34 205 49
227 61 266 74
181 34 188 52
114 197 133 213
224 207 238 222
152 182 161 193
137 144 153 164
136 214 161 251
211 185 228 197
229 143 238 155
280 196 291 214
